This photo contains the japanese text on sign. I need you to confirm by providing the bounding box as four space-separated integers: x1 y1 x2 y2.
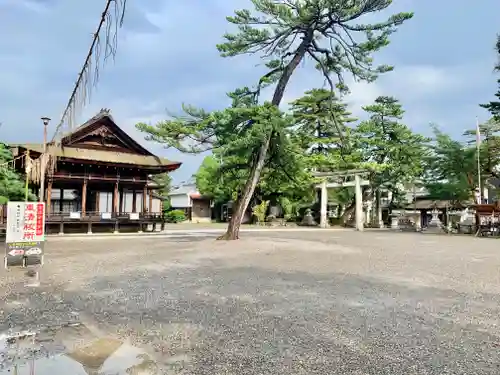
23 203 36 240
5 202 45 243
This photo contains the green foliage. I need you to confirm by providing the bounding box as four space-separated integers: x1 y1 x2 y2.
151 173 172 198
161 199 171 214
164 98 315 206
137 0 413 239
218 0 413 96
352 96 429 188
480 35 500 119
290 89 358 171
195 156 232 203
425 182 472 202
279 196 301 222
463 118 500 180
0 143 35 204
423 125 476 202
481 80 500 120
252 200 269 223
164 209 186 223
328 187 354 208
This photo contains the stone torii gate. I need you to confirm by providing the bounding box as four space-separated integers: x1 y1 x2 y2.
314 170 370 231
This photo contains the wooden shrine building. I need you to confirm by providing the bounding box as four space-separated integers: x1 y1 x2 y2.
7 109 181 234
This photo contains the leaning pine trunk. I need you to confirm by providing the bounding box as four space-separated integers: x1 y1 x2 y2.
218 32 313 240
217 142 271 240
340 189 374 226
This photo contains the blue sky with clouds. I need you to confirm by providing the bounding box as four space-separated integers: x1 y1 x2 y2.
1 0 499 183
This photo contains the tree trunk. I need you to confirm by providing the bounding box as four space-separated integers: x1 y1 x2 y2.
340 201 356 226
218 32 314 240
340 188 373 226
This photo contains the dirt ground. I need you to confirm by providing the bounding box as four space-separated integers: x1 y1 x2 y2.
0 230 499 374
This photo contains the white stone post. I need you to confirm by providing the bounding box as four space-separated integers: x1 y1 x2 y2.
376 189 384 228
320 180 328 228
355 174 363 231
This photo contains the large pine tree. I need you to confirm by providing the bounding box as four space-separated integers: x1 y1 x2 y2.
214 0 413 239
289 88 357 171
353 96 428 187
138 0 413 239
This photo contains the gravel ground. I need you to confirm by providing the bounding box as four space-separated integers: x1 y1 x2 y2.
0 231 499 374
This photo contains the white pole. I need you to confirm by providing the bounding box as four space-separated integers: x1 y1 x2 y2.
320 180 328 228
476 117 482 203
355 174 363 231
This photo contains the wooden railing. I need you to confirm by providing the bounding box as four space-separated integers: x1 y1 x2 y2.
46 211 163 222
51 172 148 183
0 207 163 225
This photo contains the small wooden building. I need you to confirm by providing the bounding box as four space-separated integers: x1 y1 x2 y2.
168 183 212 223
5 109 181 234
407 198 471 228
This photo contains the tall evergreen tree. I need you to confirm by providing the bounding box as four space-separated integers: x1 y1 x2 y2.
214 0 413 239
346 96 428 218
138 0 413 239
424 126 476 202
353 96 428 188
289 89 358 171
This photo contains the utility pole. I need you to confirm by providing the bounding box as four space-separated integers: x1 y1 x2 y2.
39 117 51 202
476 116 482 203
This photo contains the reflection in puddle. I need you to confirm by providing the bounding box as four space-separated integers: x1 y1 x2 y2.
0 323 160 374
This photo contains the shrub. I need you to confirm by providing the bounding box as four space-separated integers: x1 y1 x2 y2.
164 209 186 223
252 200 269 224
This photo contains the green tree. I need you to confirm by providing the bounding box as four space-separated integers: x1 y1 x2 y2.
423 125 476 202
354 96 428 186
0 143 35 203
151 172 172 198
138 92 313 235
347 96 427 219
195 156 233 204
463 118 500 186
220 0 412 239
194 124 314 210
290 88 358 171
138 0 412 239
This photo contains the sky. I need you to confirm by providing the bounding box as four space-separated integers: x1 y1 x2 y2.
0 0 499 183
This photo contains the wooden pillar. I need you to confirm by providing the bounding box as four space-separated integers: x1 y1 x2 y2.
142 185 147 214
46 180 52 216
113 182 119 215
132 190 137 213
59 188 63 213
95 191 100 214
81 179 87 217
149 189 153 213
119 189 124 214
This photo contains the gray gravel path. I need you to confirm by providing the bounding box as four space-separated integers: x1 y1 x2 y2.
0 231 499 374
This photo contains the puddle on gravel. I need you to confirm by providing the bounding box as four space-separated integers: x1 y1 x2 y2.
0 323 162 374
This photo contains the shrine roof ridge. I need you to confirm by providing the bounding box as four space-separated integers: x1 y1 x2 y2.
11 143 181 170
